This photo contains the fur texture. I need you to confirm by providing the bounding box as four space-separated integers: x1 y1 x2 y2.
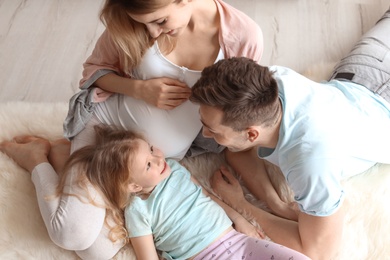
0 102 389 259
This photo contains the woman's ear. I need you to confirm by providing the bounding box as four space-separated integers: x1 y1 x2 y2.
128 183 142 193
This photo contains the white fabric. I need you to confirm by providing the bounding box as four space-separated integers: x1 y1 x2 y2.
31 114 124 260
95 45 225 160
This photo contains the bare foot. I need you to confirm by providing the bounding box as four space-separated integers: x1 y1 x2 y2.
0 136 51 173
48 138 71 174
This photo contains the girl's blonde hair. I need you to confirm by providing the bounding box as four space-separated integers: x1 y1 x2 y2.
100 0 178 74
59 125 145 242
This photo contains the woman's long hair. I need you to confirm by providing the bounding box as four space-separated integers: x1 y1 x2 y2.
100 0 178 74
58 125 144 242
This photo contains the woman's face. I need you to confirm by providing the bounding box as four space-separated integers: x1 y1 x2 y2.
128 0 192 38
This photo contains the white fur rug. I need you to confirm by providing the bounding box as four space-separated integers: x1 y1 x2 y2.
1 102 390 260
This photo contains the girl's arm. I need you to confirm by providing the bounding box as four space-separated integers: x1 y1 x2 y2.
130 234 159 260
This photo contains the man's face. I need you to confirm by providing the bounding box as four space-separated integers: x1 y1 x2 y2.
198 105 253 152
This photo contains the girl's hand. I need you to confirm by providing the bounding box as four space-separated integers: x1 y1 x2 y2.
211 166 246 209
233 215 265 240
136 77 191 109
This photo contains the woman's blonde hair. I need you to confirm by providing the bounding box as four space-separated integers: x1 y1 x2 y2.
59 125 145 242
100 0 179 74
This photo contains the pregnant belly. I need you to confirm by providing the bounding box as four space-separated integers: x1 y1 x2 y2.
95 94 202 159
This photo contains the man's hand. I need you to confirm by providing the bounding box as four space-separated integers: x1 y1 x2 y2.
232 215 265 239
211 166 246 209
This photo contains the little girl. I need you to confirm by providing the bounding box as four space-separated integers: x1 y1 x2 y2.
64 125 310 260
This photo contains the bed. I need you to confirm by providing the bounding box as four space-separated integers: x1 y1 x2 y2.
0 99 389 259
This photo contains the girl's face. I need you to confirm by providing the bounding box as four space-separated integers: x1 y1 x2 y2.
128 0 192 38
131 139 171 194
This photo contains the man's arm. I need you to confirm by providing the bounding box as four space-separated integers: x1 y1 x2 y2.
237 197 345 259
212 166 346 260
190 175 264 239
225 148 298 220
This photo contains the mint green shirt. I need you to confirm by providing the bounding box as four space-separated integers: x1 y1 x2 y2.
125 159 232 259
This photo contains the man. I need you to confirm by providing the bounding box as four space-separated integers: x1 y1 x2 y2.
189 8 390 260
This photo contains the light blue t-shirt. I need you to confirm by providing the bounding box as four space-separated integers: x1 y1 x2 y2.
125 159 232 260
258 66 390 217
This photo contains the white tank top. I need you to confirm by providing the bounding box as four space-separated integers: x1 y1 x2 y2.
95 42 224 159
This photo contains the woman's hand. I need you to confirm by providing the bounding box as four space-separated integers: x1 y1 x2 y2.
211 166 247 209
135 77 191 109
95 74 191 109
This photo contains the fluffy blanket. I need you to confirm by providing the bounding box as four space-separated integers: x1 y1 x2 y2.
0 102 389 260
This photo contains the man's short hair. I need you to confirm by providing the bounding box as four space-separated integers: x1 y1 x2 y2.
190 57 280 131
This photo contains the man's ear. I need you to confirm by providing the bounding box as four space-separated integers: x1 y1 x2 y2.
128 183 142 193
246 127 259 142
